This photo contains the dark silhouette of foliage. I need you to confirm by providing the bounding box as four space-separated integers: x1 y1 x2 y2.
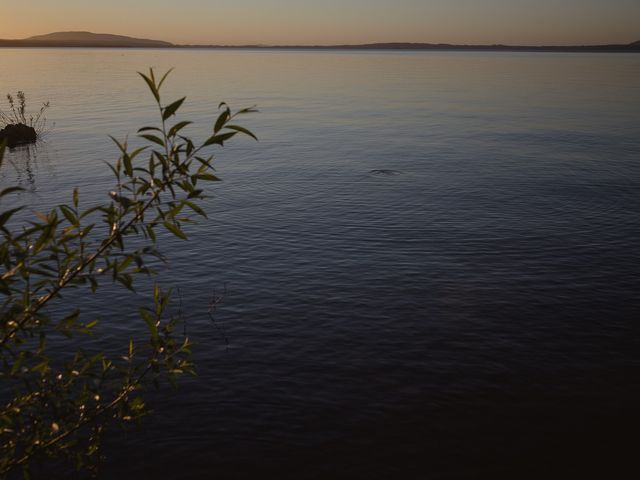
0 92 50 148
0 69 256 477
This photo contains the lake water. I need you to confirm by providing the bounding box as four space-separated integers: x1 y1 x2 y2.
1 48 640 478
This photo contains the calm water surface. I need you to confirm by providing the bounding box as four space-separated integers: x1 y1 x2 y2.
1 48 640 478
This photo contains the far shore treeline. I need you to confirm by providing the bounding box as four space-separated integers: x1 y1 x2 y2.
1 31 639 52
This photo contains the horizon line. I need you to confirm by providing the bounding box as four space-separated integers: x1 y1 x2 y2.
1 31 638 50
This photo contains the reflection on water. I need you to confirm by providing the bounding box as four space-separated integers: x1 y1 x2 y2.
1 48 640 479
1 141 53 191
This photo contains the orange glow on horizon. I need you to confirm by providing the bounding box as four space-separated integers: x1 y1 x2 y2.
1 1 638 46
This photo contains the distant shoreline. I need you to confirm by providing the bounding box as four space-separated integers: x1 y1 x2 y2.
1 33 639 53
185 43 640 53
1 43 639 53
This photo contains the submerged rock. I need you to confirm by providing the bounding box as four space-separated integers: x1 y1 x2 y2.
0 123 37 148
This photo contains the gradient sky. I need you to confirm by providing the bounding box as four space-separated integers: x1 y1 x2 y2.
2 0 639 45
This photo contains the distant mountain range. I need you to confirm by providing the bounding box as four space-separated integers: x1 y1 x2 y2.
1 31 639 52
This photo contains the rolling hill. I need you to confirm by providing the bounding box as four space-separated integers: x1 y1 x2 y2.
1 31 172 48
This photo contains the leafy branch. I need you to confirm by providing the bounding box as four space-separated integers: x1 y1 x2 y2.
0 68 256 477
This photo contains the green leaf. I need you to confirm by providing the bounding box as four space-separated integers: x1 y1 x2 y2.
184 201 207 218
167 202 185 219
224 124 258 141
163 221 188 240
168 121 192 137
59 205 78 226
123 154 133 176
187 189 203 199
116 273 135 291
111 193 135 209
0 186 24 198
85 320 99 329
31 360 50 374
162 97 186 121
139 308 159 343
0 207 24 227
146 224 156 243
10 353 25 376
108 135 128 154
117 256 133 273
57 309 81 337
138 72 159 102
195 173 221 182
138 126 163 133
214 105 230 133
157 68 174 90
203 131 236 147
235 106 259 115
139 134 165 147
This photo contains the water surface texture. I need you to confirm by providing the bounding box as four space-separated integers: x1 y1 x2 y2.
1 49 640 478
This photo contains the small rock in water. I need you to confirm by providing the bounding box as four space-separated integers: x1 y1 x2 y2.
0 123 37 148
369 169 401 176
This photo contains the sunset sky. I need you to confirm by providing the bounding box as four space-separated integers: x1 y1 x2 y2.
2 0 639 46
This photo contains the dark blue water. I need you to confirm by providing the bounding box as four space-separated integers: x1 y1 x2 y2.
2 49 640 478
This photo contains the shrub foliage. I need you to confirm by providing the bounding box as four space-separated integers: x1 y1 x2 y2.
0 69 256 477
